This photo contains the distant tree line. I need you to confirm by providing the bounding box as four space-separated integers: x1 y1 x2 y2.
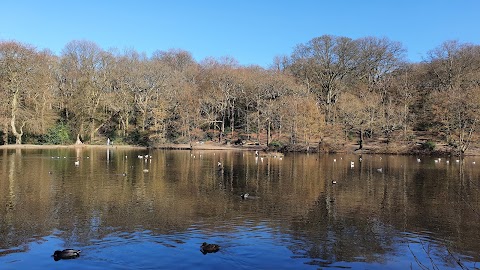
1 36 479 153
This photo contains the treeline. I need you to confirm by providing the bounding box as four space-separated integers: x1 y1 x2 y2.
1 35 479 153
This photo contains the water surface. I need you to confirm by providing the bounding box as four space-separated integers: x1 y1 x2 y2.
0 148 479 269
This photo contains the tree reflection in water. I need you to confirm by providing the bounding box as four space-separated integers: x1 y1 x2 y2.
0 149 479 269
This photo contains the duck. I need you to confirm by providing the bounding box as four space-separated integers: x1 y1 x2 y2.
241 193 249 200
53 249 81 261
201 242 220 254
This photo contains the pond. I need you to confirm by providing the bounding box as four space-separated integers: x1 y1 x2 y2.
0 148 479 269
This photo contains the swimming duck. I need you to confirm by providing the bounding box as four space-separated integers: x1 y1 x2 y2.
241 193 249 200
201 242 220 254
53 249 81 261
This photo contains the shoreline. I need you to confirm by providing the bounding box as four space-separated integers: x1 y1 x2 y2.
1 142 479 156
0 142 264 151
0 144 148 150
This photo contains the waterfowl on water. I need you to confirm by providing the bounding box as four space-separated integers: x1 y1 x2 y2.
53 249 81 261
201 242 220 254
241 193 249 199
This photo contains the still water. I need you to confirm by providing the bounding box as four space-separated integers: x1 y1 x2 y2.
0 148 479 269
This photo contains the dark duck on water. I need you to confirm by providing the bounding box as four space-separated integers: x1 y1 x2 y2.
52 249 81 261
201 242 220 254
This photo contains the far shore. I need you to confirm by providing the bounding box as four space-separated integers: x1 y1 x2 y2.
0 142 266 151
2 141 480 156
0 143 147 150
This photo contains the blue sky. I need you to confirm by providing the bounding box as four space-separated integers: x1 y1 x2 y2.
1 1 478 67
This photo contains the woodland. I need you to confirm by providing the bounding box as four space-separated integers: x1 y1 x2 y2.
1 35 480 154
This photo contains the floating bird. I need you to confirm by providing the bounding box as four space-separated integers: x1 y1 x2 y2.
241 193 249 199
201 242 220 254
377 168 383 173
143 169 149 173
417 158 421 162
332 180 337 184
333 158 336 162
74 160 79 166
350 161 355 168
138 155 143 159
255 150 259 156
53 249 81 261
217 161 222 167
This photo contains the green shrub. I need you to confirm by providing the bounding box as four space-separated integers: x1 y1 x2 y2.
45 123 71 145
125 129 150 146
422 141 436 151
269 141 282 148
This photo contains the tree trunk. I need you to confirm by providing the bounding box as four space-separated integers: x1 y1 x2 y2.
75 134 83 144
11 92 24 145
3 121 8 145
220 113 225 143
358 128 364 150
90 119 96 143
141 111 146 132
11 115 24 145
403 103 408 140
267 120 271 146
230 101 235 140
256 108 260 143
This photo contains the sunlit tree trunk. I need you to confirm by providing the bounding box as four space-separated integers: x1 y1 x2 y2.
10 91 24 144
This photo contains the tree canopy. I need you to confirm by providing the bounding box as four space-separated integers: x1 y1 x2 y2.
1 36 479 154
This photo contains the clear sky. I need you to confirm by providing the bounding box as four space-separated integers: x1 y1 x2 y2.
1 0 479 67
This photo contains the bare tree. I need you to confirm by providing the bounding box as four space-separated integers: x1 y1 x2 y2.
288 35 357 123
59 40 109 142
0 41 56 144
425 41 480 153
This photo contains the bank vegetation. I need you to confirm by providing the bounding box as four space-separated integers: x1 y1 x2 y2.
1 36 479 155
